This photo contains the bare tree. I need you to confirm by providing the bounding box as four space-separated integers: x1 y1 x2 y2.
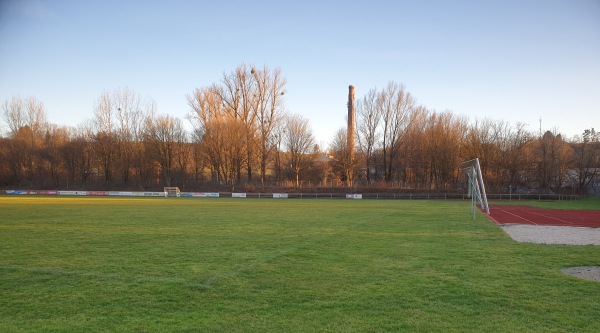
132 100 156 188
2 96 48 140
39 125 69 187
197 113 246 190
215 64 287 183
188 87 219 184
0 136 9 183
533 129 574 192
495 122 532 191
401 106 429 187
330 127 357 186
187 64 289 186
91 88 154 187
355 88 381 184
4 128 29 184
272 122 287 184
284 114 315 187
464 119 498 176
251 66 287 185
113 88 144 185
60 126 93 188
2 96 48 185
92 91 116 184
378 82 416 182
218 64 257 181
423 111 467 190
187 86 246 190
144 114 187 187
3 96 25 136
572 128 600 194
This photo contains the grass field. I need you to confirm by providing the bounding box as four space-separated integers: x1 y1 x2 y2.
1 197 599 332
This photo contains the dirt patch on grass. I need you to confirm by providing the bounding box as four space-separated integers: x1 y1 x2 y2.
561 266 600 283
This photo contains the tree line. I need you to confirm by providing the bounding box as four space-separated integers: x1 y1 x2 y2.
1 64 598 194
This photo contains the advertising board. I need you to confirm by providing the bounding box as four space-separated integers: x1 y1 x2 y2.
346 194 363 199
189 192 220 197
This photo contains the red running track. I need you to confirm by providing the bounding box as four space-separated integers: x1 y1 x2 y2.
487 206 600 227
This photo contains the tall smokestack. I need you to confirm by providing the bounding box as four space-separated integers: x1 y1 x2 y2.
347 85 355 164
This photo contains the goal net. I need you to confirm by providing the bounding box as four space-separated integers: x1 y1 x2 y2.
163 187 181 197
460 158 489 219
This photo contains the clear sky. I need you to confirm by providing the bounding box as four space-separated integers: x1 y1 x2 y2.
1 0 599 146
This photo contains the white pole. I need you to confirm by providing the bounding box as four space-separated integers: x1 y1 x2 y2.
475 158 490 214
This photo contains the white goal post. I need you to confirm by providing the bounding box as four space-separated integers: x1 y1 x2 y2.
460 158 490 219
163 187 181 197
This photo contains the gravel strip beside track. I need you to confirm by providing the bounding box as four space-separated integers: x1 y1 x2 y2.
500 224 600 245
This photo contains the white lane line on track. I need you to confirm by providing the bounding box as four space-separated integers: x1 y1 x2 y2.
522 209 575 225
492 206 538 225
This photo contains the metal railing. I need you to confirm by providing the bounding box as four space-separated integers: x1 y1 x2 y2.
0 189 581 201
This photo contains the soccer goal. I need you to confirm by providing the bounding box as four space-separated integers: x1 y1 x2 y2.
460 158 489 219
163 187 181 197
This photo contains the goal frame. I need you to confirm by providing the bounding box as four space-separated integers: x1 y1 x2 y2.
163 187 181 197
460 158 490 219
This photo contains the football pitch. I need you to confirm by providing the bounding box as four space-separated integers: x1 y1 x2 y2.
1 197 599 332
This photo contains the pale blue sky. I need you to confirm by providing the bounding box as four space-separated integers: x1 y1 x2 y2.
1 0 599 145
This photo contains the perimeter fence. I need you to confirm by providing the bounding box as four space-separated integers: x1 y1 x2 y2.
0 190 580 201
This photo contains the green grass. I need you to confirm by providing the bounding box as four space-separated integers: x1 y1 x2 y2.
1 197 599 332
